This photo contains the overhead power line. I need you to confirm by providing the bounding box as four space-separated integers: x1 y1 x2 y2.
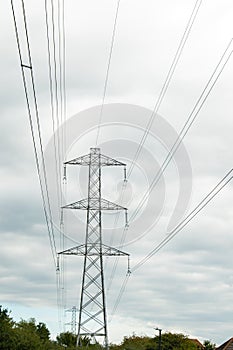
96 0 121 146
106 0 203 305
109 274 130 322
44 0 62 212
60 0 67 162
109 38 232 309
107 18 232 310
44 0 67 329
110 169 233 318
109 41 232 307
128 38 233 225
131 169 233 272
127 0 203 179
11 0 57 266
106 0 203 293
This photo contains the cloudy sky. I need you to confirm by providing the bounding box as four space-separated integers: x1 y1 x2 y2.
1 0 233 346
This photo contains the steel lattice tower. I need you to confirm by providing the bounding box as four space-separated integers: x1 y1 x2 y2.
59 148 129 349
65 306 77 334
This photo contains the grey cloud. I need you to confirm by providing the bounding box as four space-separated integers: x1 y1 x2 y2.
1 0 233 346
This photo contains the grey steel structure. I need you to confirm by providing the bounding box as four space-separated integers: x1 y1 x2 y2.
66 306 77 334
59 148 129 349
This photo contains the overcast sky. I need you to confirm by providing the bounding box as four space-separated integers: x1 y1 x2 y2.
1 0 233 346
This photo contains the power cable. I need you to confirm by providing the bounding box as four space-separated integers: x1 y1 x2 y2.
11 0 57 266
50 0 63 206
59 0 67 323
105 0 202 300
131 169 233 272
57 0 66 165
61 0 67 164
128 39 232 226
44 0 62 212
106 0 203 291
108 41 232 307
45 0 67 327
109 273 130 322
21 0 58 264
95 0 121 146
108 39 232 312
127 0 203 179
110 169 233 318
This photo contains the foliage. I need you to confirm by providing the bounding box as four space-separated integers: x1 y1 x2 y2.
0 306 17 350
203 340 216 350
110 332 200 350
14 318 52 350
158 332 199 350
0 307 61 350
36 321 50 342
56 331 77 348
114 334 155 350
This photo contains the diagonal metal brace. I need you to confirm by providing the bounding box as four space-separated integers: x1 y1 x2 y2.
62 198 126 211
58 243 129 257
64 148 126 167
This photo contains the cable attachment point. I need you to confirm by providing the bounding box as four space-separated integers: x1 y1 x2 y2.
124 166 127 182
125 209 129 228
127 256 131 276
60 208 64 227
63 165 67 183
56 255 60 272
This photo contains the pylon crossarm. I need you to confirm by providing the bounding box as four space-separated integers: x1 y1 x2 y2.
59 243 129 257
101 244 129 256
64 150 125 167
58 245 86 256
100 154 126 167
62 198 126 210
98 199 126 210
64 153 90 165
62 199 88 210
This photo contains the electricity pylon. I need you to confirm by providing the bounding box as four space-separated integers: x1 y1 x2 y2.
58 148 130 349
65 306 77 334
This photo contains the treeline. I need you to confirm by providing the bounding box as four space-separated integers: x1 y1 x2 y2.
0 305 215 350
111 333 215 350
0 305 78 350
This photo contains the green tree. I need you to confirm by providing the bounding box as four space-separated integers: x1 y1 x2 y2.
110 332 199 350
0 306 17 350
14 318 42 350
203 340 216 350
118 334 154 350
56 331 77 348
36 322 50 342
14 318 56 350
110 334 157 350
156 332 198 350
